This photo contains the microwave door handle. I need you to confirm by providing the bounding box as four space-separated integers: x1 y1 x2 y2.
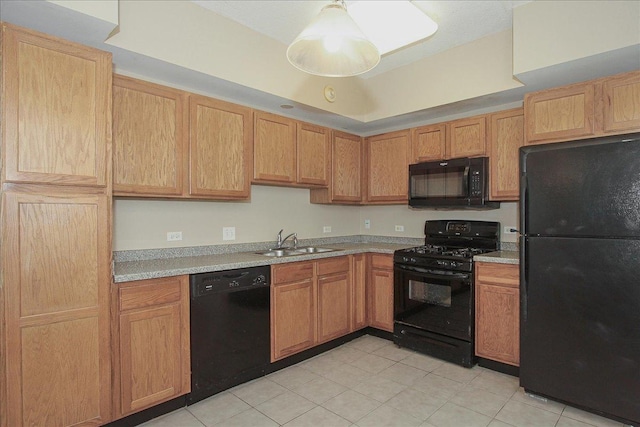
463 166 470 197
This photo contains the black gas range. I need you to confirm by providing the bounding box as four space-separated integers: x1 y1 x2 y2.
393 220 500 367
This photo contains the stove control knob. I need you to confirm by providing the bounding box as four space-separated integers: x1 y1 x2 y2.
437 260 446 266
402 257 409 263
410 258 417 263
450 261 458 267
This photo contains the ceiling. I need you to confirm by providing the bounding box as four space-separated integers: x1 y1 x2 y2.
192 0 533 78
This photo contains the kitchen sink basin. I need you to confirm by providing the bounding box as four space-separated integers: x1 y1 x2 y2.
255 249 300 257
255 247 338 257
294 247 335 253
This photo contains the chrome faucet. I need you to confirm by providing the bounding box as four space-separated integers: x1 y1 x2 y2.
275 229 298 249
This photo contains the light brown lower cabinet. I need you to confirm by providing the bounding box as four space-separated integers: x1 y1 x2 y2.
475 262 520 366
271 254 374 362
112 275 191 419
317 257 352 343
2 187 112 427
368 254 395 332
351 254 368 330
271 261 317 361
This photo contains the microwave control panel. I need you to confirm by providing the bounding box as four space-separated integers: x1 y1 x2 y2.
470 170 482 197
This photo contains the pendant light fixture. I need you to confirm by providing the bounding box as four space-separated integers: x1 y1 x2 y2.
286 0 380 77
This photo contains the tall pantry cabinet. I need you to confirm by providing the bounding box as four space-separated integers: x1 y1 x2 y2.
0 24 113 427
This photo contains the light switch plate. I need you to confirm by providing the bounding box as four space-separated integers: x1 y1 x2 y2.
323 226 332 233
395 225 405 232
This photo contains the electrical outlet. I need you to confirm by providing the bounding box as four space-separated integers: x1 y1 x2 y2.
323 226 332 233
167 231 182 241
395 225 405 232
364 219 371 229
504 226 517 235
223 227 236 241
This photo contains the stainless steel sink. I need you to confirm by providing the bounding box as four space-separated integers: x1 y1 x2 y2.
255 247 338 257
294 247 335 253
255 249 300 257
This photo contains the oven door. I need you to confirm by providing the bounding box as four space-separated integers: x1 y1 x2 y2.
394 264 473 342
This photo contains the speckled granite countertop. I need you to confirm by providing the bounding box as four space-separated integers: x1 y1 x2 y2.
474 250 519 265
113 241 415 283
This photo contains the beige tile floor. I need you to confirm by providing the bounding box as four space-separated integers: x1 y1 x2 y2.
141 335 629 427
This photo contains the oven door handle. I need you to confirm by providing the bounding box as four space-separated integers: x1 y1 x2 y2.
394 264 471 280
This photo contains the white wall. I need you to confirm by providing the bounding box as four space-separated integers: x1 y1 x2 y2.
113 185 518 251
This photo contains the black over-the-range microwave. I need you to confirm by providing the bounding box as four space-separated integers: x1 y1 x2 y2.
408 157 499 209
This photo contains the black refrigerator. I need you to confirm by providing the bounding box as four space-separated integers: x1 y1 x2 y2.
520 132 640 426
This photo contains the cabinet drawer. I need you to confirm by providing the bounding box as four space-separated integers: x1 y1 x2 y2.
370 254 393 269
475 263 519 287
119 276 184 311
272 261 314 284
317 256 350 276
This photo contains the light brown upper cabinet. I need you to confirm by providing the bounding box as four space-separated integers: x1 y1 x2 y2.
253 111 297 184
525 81 595 144
113 76 252 200
603 71 640 133
297 122 330 186
2 24 112 187
113 75 188 196
488 108 524 201
366 130 411 204
310 131 363 204
189 95 253 199
448 115 487 159
253 111 330 188
411 123 446 163
525 71 640 145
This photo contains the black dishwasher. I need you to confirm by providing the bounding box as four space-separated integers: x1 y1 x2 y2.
187 265 271 404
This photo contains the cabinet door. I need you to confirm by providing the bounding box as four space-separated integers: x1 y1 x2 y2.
447 116 486 159
117 276 190 416
475 263 519 366
113 75 187 196
488 108 524 201
317 272 351 343
366 130 411 203
368 255 394 332
525 82 595 144
190 95 253 199
331 132 363 202
254 111 296 184
297 123 330 186
2 24 111 187
271 279 316 361
310 131 363 204
411 124 446 163
603 71 640 133
2 189 111 426
351 254 367 331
